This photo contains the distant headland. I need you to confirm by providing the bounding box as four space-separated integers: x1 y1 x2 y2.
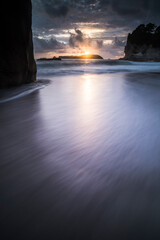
122 23 160 62
38 56 62 61
37 54 103 61
60 55 103 60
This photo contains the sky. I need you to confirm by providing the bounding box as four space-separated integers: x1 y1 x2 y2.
32 0 160 59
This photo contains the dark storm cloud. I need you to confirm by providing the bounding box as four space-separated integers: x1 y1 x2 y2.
33 36 66 53
69 29 103 49
41 0 69 17
97 40 103 48
69 29 84 47
32 0 160 29
112 37 126 47
32 0 160 57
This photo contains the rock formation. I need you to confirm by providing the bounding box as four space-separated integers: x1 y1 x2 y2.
0 0 36 88
123 23 160 61
59 55 103 59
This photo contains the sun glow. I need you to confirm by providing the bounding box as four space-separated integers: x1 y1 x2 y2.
84 51 90 55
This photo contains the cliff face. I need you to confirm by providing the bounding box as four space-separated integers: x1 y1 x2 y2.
124 23 160 61
0 0 36 88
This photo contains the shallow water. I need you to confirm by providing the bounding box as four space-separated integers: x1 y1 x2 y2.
1 60 160 239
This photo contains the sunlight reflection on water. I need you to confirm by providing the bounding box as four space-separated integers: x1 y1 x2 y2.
1 69 160 239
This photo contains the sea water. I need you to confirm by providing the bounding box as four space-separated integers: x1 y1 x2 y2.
1 60 160 239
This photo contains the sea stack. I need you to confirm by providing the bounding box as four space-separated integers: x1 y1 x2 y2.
0 0 36 88
123 23 160 61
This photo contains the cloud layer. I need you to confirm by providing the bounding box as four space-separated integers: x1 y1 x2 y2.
69 29 103 49
32 0 160 58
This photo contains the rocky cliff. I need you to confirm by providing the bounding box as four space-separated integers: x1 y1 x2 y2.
0 1 36 88
123 23 160 61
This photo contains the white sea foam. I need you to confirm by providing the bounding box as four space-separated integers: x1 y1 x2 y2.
37 59 160 77
1 60 160 103
0 80 50 103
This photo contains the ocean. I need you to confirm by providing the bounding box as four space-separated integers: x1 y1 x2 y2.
1 59 160 239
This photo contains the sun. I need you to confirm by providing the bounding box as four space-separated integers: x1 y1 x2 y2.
84 51 90 55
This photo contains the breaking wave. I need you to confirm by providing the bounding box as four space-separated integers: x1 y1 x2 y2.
0 80 50 103
37 59 160 77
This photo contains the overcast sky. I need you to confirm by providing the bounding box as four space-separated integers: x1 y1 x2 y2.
32 0 160 59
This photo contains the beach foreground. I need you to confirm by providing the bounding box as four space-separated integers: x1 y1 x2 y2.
1 60 160 239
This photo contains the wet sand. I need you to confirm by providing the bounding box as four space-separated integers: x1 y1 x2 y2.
1 72 160 239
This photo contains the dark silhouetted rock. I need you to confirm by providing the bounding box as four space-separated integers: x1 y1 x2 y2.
0 0 36 88
38 55 103 61
123 23 160 61
60 55 103 59
38 57 62 61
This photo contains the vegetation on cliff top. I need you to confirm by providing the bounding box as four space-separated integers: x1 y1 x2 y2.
123 23 160 61
126 23 160 48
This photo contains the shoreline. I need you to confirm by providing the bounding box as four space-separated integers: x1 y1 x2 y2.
119 57 160 62
0 79 50 104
